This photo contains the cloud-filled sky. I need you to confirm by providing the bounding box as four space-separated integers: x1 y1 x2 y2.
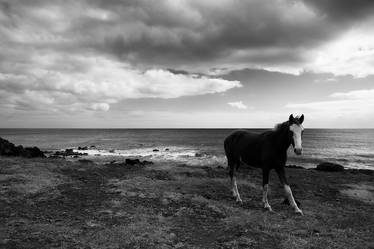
1 0 374 128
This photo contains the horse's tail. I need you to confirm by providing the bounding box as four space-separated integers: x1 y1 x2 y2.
224 131 243 171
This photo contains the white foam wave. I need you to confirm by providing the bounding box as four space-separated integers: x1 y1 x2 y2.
74 146 226 166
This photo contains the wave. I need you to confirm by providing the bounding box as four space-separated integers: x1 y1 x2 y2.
73 146 227 166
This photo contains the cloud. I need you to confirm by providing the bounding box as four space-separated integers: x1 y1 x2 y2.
228 101 248 109
90 103 110 112
0 53 241 113
285 88 374 127
1 0 374 76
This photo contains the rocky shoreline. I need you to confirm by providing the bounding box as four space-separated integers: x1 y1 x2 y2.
0 137 45 158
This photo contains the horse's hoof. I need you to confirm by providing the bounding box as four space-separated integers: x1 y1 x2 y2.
263 204 273 212
264 207 273 212
294 209 304 216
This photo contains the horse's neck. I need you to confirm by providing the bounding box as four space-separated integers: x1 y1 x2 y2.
273 125 291 152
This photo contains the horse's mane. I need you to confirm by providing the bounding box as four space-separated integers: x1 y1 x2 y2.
273 120 290 132
273 115 302 132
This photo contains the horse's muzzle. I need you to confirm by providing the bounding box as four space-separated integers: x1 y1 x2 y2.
294 148 302 155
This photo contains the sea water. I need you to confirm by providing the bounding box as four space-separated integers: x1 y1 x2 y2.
0 129 373 170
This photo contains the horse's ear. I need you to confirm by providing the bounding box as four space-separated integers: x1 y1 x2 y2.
299 114 304 124
289 114 294 124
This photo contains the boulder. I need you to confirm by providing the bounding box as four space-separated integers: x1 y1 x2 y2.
125 158 141 165
286 164 305 169
316 162 344 172
153 149 159 152
0 137 45 158
125 158 154 166
22 147 45 158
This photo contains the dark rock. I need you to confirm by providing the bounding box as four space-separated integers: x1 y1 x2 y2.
109 149 115 153
153 149 159 152
195 153 203 157
0 137 45 158
65 149 74 155
125 158 141 165
165 148 169 151
316 162 344 172
286 165 305 169
78 146 88 150
49 148 88 158
124 158 153 166
143 160 154 165
24 147 45 158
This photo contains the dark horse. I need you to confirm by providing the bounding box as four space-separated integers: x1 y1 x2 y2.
224 114 304 215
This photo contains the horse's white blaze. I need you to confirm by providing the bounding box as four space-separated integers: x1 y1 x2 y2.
290 124 304 150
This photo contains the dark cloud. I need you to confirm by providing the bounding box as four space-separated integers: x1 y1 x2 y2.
1 0 373 72
303 0 374 21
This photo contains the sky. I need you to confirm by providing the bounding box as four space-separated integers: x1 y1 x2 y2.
1 0 374 128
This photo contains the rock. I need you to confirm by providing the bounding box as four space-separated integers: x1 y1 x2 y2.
286 165 305 169
153 149 159 152
316 162 344 172
195 153 203 157
49 148 88 158
65 149 75 155
78 146 88 150
109 149 115 153
125 158 141 165
0 137 45 158
165 148 170 151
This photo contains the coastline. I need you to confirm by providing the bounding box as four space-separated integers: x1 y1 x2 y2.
0 156 373 248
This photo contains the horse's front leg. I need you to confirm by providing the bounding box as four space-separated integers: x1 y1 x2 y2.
229 160 242 203
276 167 303 215
262 169 272 211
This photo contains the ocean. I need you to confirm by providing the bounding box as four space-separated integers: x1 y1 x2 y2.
0 129 373 170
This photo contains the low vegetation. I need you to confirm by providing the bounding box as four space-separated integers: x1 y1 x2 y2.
0 157 373 248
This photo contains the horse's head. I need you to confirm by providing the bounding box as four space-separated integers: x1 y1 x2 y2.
288 114 304 155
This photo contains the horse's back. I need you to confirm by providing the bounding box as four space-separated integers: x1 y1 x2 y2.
224 130 262 166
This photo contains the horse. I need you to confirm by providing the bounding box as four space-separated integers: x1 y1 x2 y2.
224 114 304 215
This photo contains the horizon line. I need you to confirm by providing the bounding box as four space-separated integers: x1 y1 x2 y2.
1 127 374 130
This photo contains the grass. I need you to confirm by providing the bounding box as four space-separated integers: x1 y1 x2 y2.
0 157 373 248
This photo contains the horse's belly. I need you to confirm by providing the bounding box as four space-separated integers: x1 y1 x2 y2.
241 153 261 168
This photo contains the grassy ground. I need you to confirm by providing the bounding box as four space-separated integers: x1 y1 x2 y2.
0 157 373 249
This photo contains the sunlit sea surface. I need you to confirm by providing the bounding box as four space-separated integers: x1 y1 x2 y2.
0 129 373 170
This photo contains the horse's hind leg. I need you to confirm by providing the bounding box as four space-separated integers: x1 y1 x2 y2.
262 168 273 211
228 158 242 203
